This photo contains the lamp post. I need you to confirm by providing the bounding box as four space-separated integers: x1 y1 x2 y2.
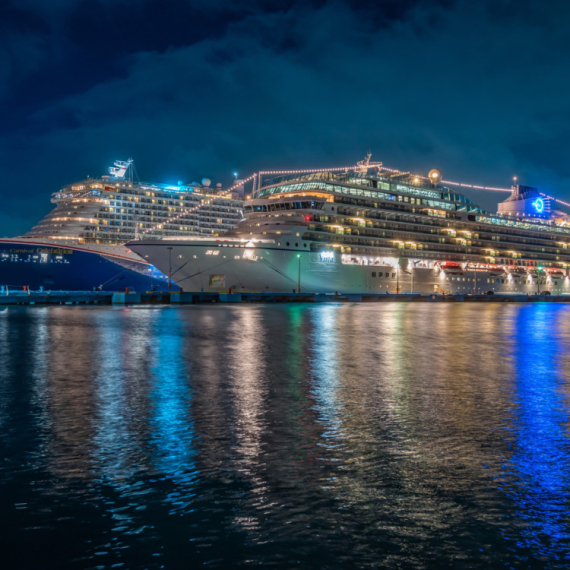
167 246 173 293
537 266 542 295
297 254 301 293
396 261 400 294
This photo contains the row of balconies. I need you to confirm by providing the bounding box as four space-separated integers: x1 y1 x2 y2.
315 215 567 253
307 229 566 264
333 208 565 246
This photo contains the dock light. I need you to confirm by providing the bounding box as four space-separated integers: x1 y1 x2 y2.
297 254 301 258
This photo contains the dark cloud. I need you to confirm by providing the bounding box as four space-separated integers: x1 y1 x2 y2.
1 0 570 236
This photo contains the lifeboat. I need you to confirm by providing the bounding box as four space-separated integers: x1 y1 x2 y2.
486 264 505 277
546 268 565 279
470 263 504 276
437 261 463 274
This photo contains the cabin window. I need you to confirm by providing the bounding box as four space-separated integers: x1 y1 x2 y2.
372 271 376 277
385 272 389 277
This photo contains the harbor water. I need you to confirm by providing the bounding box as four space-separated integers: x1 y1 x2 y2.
1 304 569 569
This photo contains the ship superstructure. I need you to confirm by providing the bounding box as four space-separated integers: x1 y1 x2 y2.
128 157 570 295
0 160 244 291
26 159 244 243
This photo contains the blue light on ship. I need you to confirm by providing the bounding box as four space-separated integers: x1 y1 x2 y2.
532 197 545 212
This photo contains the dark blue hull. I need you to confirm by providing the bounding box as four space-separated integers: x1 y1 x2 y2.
0 241 177 292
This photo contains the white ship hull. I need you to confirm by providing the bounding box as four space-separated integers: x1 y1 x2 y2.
129 237 570 296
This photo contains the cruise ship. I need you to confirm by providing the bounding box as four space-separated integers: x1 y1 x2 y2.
128 155 570 295
0 159 244 291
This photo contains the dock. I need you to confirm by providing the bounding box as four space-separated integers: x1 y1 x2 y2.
0 291 113 305
0 290 569 305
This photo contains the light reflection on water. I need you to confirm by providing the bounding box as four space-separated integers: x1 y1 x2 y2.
0 304 570 569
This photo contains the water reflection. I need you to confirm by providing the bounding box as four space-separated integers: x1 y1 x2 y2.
505 305 570 557
0 304 569 569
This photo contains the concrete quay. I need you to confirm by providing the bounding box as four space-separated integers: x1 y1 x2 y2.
0 290 112 305
168 291 570 304
0 290 568 306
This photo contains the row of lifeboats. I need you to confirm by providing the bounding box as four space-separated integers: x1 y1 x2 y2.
436 261 503 276
436 261 567 279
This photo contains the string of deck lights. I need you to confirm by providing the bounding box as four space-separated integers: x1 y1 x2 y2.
141 162 570 235
439 180 511 192
256 164 514 192
258 166 358 175
540 192 570 208
140 176 258 235
223 173 257 194
260 163 570 208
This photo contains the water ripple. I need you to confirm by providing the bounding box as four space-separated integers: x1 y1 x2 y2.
0 304 569 569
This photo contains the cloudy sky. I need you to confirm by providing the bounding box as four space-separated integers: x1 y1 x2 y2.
2 0 570 236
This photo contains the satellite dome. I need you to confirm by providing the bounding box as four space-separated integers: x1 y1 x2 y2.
177 180 183 186
216 182 222 189
428 169 442 184
201 178 211 187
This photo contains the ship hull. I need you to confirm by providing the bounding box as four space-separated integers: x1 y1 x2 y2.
129 239 570 296
0 239 176 291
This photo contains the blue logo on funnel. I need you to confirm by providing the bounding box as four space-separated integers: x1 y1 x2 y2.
532 198 545 213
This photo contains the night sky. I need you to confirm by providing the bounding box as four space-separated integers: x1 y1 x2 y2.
2 0 570 237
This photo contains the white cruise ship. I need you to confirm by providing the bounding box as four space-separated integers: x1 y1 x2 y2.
128 155 570 295
0 159 244 291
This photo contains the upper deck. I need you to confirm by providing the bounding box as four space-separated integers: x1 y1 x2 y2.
24 160 244 245
254 163 570 238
